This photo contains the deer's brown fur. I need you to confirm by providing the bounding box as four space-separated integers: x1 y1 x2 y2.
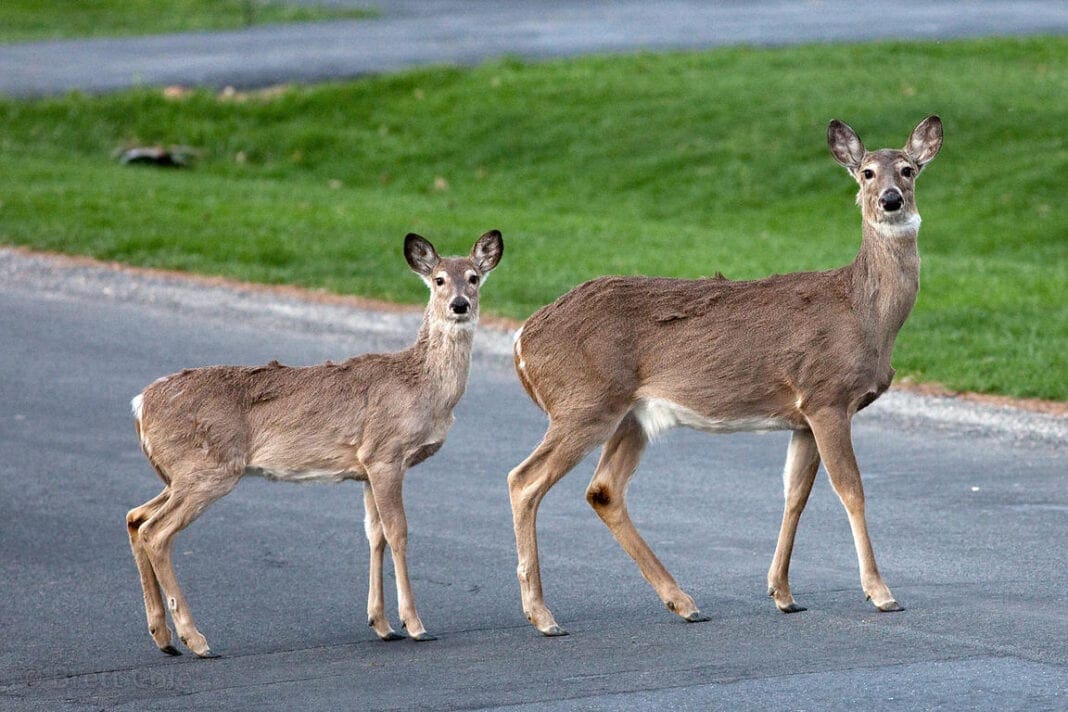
509 117 942 635
127 230 503 656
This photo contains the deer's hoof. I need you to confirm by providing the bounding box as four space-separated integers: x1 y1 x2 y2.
410 632 437 642
778 602 807 614
380 631 405 641
159 644 182 656
539 625 568 637
180 633 216 658
684 610 711 623
876 600 905 612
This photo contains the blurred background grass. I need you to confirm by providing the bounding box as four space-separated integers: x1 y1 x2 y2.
0 37 1064 399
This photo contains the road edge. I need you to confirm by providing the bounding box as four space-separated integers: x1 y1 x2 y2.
3 246 1065 437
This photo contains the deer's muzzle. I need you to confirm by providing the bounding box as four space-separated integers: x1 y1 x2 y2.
879 189 903 212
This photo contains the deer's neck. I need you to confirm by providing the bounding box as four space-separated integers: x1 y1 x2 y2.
413 316 475 412
851 215 921 358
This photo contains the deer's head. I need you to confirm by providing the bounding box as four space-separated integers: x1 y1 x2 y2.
404 230 504 329
828 115 942 238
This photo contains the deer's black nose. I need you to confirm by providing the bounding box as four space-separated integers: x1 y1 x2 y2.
450 298 470 315
880 190 903 212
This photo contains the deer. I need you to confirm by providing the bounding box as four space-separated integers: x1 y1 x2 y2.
126 230 503 656
508 116 943 636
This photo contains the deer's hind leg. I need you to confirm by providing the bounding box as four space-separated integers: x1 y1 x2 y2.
139 465 241 657
127 489 179 654
508 410 624 636
586 413 709 623
767 429 821 613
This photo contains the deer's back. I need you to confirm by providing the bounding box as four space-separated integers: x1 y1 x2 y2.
516 270 877 427
136 352 433 480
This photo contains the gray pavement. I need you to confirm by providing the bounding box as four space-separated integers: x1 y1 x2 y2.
2 1 1067 96
0 248 1065 710
2 3 1067 709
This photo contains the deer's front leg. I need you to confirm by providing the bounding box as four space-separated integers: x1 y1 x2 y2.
807 410 903 612
363 483 404 641
366 462 436 641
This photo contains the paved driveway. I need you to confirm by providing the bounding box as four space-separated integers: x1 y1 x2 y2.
1 1 1066 96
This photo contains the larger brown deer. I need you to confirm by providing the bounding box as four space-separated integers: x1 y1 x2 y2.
509 117 942 635
127 230 503 656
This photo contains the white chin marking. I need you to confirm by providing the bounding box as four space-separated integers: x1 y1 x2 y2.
633 398 790 440
131 393 144 421
873 214 921 239
440 317 476 333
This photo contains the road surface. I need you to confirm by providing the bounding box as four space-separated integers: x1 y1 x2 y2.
1 1 1066 96
1 3 1066 708
1 248 1065 710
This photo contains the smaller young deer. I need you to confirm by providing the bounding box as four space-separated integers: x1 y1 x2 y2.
127 230 503 656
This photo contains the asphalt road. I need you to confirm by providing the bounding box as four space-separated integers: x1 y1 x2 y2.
2 0 1067 96
2 3 1067 709
1 249 1065 710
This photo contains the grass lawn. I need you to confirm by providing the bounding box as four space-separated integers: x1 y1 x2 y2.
0 38 1065 400
0 0 374 43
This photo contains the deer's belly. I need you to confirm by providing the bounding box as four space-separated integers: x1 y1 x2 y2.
632 397 793 440
244 465 365 484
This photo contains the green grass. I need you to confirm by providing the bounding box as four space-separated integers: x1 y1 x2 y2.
0 0 374 43
0 38 1065 400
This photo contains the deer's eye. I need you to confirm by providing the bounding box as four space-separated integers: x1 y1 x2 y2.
901 166 913 178
862 169 874 180
434 277 445 286
468 274 479 285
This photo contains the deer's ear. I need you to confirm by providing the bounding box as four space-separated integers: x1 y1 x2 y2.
905 115 942 171
828 119 866 173
471 229 503 274
404 233 439 277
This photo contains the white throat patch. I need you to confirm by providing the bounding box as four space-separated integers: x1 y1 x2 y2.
872 213 921 239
